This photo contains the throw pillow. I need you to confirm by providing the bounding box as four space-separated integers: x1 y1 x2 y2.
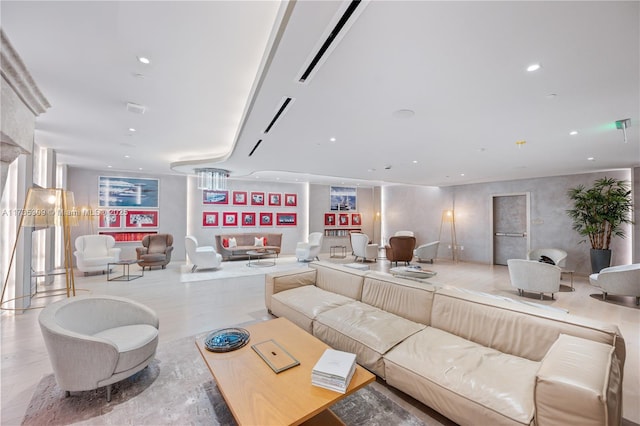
539 255 555 265
222 238 229 248
229 237 237 248
254 237 264 247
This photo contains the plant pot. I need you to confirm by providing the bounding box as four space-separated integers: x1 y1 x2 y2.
590 249 611 273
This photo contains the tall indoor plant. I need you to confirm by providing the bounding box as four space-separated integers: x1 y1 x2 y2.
567 177 634 273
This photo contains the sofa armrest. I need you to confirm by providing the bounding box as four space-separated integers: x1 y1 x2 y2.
264 268 317 312
535 334 622 426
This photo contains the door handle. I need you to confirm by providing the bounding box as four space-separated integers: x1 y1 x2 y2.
495 232 526 237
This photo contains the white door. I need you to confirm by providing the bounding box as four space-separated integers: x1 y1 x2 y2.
492 194 530 265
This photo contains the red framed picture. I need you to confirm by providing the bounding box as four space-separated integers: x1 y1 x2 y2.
259 212 273 226
202 211 218 227
98 210 122 228
276 212 297 226
222 212 238 227
203 190 228 205
268 193 281 206
232 191 247 205
251 192 265 206
351 213 362 226
324 213 336 226
284 193 297 207
339 213 349 226
242 212 256 226
125 210 159 228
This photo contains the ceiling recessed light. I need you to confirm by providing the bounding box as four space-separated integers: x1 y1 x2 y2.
569 130 578 136
107 165 112 168
460 173 465 177
587 157 595 161
329 137 336 142
128 128 136 132
527 63 542 72
515 140 527 147
412 160 418 164
137 56 151 65
138 167 143 170
392 109 415 119
367 168 376 172
124 155 130 159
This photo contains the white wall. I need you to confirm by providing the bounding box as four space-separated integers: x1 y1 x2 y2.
186 178 307 256
67 167 187 261
383 170 634 275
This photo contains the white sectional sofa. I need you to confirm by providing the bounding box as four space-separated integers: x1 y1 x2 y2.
265 261 625 426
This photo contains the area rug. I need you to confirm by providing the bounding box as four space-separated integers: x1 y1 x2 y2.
22 334 427 426
180 256 306 283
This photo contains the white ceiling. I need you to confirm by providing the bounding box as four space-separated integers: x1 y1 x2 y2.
2 1 639 188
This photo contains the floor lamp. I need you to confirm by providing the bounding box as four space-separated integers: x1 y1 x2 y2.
438 209 457 262
1 187 77 311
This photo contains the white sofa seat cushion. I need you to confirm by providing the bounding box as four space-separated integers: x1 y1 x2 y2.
313 301 425 378
271 286 354 334
384 327 538 425
93 324 159 374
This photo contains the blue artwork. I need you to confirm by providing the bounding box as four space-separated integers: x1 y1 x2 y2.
330 186 357 211
99 176 159 208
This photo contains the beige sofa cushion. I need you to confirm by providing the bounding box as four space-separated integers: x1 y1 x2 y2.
385 327 538 426
265 268 316 311
313 301 425 378
310 261 366 300
430 288 625 363
270 286 354 334
535 334 622 426
362 272 436 325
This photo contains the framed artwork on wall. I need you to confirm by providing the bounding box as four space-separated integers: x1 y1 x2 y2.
284 193 297 207
276 213 297 226
351 213 362 226
125 210 159 228
324 213 336 226
251 192 265 206
268 193 281 206
98 210 122 228
242 212 256 226
222 212 238 227
202 211 219 227
259 212 273 226
99 176 159 208
339 213 349 226
203 190 229 205
233 191 247 205
330 186 356 211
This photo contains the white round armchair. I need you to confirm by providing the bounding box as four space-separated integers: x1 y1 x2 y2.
507 259 561 300
295 232 324 262
185 235 222 272
39 295 159 401
589 263 640 305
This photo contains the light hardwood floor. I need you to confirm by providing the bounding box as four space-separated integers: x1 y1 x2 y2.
1 255 638 425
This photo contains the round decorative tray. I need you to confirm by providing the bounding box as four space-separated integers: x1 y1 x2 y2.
204 328 250 352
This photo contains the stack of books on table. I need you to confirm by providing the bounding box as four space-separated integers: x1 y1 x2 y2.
311 349 357 394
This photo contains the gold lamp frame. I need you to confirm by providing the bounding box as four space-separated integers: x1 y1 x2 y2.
438 209 458 262
1 187 77 310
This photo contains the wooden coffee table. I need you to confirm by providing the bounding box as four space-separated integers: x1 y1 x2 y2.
195 317 375 425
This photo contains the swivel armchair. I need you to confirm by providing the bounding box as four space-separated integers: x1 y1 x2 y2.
589 263 640 305
39 295 159 402
527 248 567 267
185 236 222 272
414 241 439 263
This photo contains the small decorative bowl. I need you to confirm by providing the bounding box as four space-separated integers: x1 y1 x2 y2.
204 328 250 353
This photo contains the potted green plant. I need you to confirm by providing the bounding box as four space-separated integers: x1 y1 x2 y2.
567 177 634 273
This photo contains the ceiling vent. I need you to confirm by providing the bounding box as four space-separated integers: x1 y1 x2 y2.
126 102 146 114
264 97 294 134
248 139 263 157
298 0 364 84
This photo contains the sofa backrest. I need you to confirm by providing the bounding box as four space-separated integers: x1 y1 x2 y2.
362 272 436 325
430 288 625 363
309 261 366 300
264 267 317 311
216 232 282 248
